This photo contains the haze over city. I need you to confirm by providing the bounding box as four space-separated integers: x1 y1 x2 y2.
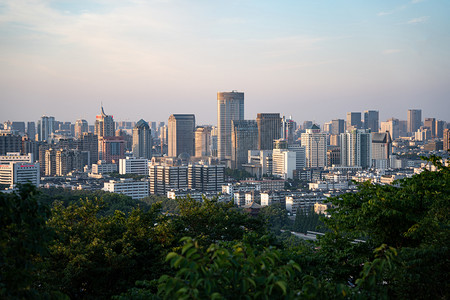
1 0 449 124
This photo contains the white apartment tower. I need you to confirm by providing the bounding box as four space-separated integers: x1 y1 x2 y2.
301 125 327 168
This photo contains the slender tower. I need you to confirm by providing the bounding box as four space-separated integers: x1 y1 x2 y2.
217 91 244 160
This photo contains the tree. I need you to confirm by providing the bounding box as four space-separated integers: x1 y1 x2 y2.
0 184 55 298
258 203 291 233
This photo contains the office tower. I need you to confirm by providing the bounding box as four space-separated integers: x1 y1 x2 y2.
0 133 22 155
149 165 188 195
115 129 133 151
423 118 436 138
407 109 422 134
77 132 98 164
272 149 296 179
303 121 313 131
340 129 372 168
10 122 26 135
372 132 392 169
380 118 400 140
132 119 152 159
119 157 149 175
256 113 281 150
195 126 212 157
331 119 345 135
364 110 379 132
74 119 89 139
0 161 40 188
301 124 327 168
27 122 36 140
347 112 362 129
98 136 126 163
288 142 306 170
327 146 341 167
217 91 244 160
95 106 115 137
435 120 445 139
415 128 432 141
22 137 39 162
188 164 225 192
444 129 450 151
329 134 340 146
323 122 332 133
40 115 55 142
281 116 295 143
211 126 218 157
231 120 258 169
168 114 195 157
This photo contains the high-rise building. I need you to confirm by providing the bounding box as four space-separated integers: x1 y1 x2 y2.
231 120 258 169
301 124 327 168
188 164 225 192
372 132 392 170
272 149 296 179
256 113 281 150
217 91 244 160
55 148 82 176
27 122 36 140
331 119 345 135
132 119 152 159
39 116 55 142
422 117 436 138
95 106 115 137
340 129 372 168
44 148 56 176
443 129 450 151
98 136 126 163
119 157 149 176
0 161 40 188
76 132 98 165
435 120 445 139
380 118 399 140
347 112 362 129
168 114 195 157
149 165 188 195
195 126 212 157
407 109 422 134
364 110 379 132
327 146 341 167
0 133 22 155
74 119 89 139
281 116 295 144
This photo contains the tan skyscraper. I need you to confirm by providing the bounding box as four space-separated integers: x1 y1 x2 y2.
256 113 281 150
95 106 115 137
217 91 244 160
195 126 212 157
301 124 327 168
168 114 195 157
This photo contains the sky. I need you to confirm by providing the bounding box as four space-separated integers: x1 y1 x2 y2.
1 0 449 126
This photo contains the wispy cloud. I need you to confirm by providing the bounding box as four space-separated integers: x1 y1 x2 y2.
407 16 429 24
377 5 406 17
382 49 403 55
411 0 425 3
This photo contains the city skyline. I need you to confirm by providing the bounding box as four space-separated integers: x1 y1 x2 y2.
1 0 449 124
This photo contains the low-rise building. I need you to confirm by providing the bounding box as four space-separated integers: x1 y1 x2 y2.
103 178 149 199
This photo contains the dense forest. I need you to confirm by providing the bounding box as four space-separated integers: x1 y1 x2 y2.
1 156 449 299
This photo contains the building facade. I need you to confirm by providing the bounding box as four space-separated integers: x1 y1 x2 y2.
132 119 152 159
231 120 258 169
301 125 327 168
256 113 281 150
168 114 195 157
95 106 115 137
364 110 379 132
340 129 372 168
407 109 422 134
217 91 244 160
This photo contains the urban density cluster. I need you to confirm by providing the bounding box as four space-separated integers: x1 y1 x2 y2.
1 91 449 214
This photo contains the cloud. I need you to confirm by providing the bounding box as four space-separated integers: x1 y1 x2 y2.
377 11 393 16
382 49 403 55
411 0 425 3
407 16 429 24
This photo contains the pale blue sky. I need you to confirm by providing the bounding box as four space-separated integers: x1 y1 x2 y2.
1 0 449 125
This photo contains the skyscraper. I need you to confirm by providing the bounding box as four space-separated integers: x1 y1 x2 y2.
217 91 244 160
301 124 327 168
346 112 362 129
340 129 372 168
168 114 195 157
281 116 295 143
74 119 89 139
423 118 436 138
195 126 212 157
380 118 399 140
40 115 55 142
371 132 392 170
231 120 258 169
364 110 379 132
95 106 115 137
256 113 281 150
407 109 422 134
331 119 345 135
27 122 36 140
132 119 152 159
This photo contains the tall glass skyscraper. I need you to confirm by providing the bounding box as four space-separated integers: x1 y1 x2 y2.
217 91 244 160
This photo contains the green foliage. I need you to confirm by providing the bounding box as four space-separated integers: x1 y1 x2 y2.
258 203 291 233
0 184 54 298
225 168 254 181
141 195 179 214
173 196 265 246
157 237 301 299
293 208 326 234
40 199 167 298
